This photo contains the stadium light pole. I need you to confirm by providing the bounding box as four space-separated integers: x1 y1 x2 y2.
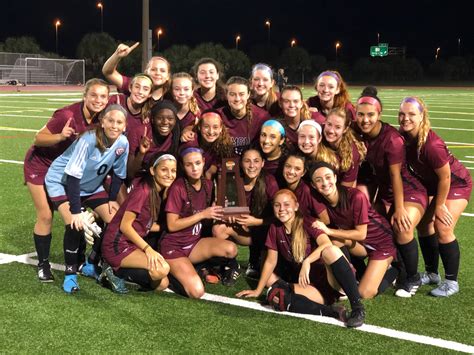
97 2 104 32
291 39 296 47
458 38 461 56
235 35 241 50
55 20 61 55
377 32 380 44
435 47 441 60
157 28 163 52
265 20 271 45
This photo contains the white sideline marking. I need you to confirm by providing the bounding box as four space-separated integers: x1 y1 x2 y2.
1 252 473 353
465 156 474 158
459 160 474 164
0 126 37 132
431 126 474 132
462 213 474 217
0 159 24 165
0 114 50 119
0 93 83 97
446 141 474 146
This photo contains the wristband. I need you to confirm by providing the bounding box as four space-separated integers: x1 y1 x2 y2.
142 245 150 253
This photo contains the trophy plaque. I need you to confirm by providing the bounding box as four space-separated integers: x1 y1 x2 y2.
216 158 250 217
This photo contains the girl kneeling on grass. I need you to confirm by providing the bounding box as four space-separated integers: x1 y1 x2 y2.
44 105 129 293
310 162 399 299
101 152 177 293
160 147 239 298
236 189 365 328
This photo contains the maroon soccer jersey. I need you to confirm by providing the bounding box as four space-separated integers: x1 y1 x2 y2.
405 130 472 199
178 110 199 130
364 122 427 207
245 174 279 213
161 177 213 251
24 101 99 184
337 142 361 184
315 187 397 260
102 181 156 269
193 88 225 111
119 74 162 107
262 155 285 176
181 136 221 174
250 96 282 117
217 104 271 155
126 123 174 172
265 216 323 265
294 181 326 218
307 97 356 122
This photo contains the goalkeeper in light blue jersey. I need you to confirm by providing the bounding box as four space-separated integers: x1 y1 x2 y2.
45 104 129 293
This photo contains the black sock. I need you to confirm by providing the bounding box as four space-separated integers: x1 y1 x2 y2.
377 266 399 295
116 268 153 289
33 233 52 266
419 234 439 274
340 246 351 260
439 240 460 281
248 243 261 267
350 255 367 281
167 273 188 297
88 236 103 264
329 256 362 309
63 226 82 275
288 293 339 319
397 239 419 279
77 231 87 265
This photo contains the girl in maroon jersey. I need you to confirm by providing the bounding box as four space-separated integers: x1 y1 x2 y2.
310 162 399 299
192 58 226 111
297 120 336 167
109 73 154 135
213 148 279 278
399 96 472 297
320 108 366 188
102 42 171 104
170 72 200 130
24 78 110 282
355 86 428 298
217 76 271 156
281 154 329 223
127 100 181 179
161 148 238 298
306 70 356 121
249 63 280 116
278 85 324 151
236 189 365 328
183 109 234 180
101 152 177 293
259 119 287 178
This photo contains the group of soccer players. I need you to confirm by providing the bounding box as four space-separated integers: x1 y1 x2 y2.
23 42 472 328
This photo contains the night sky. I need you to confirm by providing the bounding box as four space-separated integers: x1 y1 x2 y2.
1 0 472 63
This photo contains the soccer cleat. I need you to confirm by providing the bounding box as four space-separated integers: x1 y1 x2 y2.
221 265 241 287
419 271 441 286
103 264 128 294
429 279 459 297
346 306 365 328
330 304 348 323
38 263 54 283
63 274 79 294
245 263 260 279
79 260 99 280
395 275 421 298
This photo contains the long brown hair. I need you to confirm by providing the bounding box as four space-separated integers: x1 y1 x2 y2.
226 76 253 125
280 85 312 120
314 70 352 110
197 110 234 159
242 148 267 216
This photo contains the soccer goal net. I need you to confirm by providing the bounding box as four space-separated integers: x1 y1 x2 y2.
1 53 85 85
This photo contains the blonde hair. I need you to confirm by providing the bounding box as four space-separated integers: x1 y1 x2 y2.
280 85 311 120
400 96 431 155
146 56 171 94
273 189 307 263
325 108 366 172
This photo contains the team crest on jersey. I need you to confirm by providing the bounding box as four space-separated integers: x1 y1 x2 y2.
115 148 125 156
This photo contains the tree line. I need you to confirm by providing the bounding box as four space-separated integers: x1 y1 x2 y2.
1 34 474 84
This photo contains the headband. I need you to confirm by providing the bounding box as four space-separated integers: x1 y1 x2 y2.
252 63 273 79
153 154 176 167
180 147 203 158
103 104 128 119
132 73 153 87
357 96 382 113
308 161 336 180
262 119 285 137
297 120 322 136
400 97 424 114
317 71 340 83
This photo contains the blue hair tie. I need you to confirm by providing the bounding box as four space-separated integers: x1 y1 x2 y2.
262 119 285 137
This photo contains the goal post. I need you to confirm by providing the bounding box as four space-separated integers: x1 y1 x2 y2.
23 57 85 85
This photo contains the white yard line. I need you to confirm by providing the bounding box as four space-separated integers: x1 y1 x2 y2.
0 251 472 353
0 127 38 132
0 113 50 119
0 93 83 97
0 159 24 165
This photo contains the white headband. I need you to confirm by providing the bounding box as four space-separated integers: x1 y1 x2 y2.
153 154 177 167
297 120 322 136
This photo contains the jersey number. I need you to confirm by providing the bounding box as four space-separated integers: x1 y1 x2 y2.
192 222 202 236
97 164 108 176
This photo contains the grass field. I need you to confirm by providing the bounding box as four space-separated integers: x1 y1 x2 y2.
0 86 473 353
